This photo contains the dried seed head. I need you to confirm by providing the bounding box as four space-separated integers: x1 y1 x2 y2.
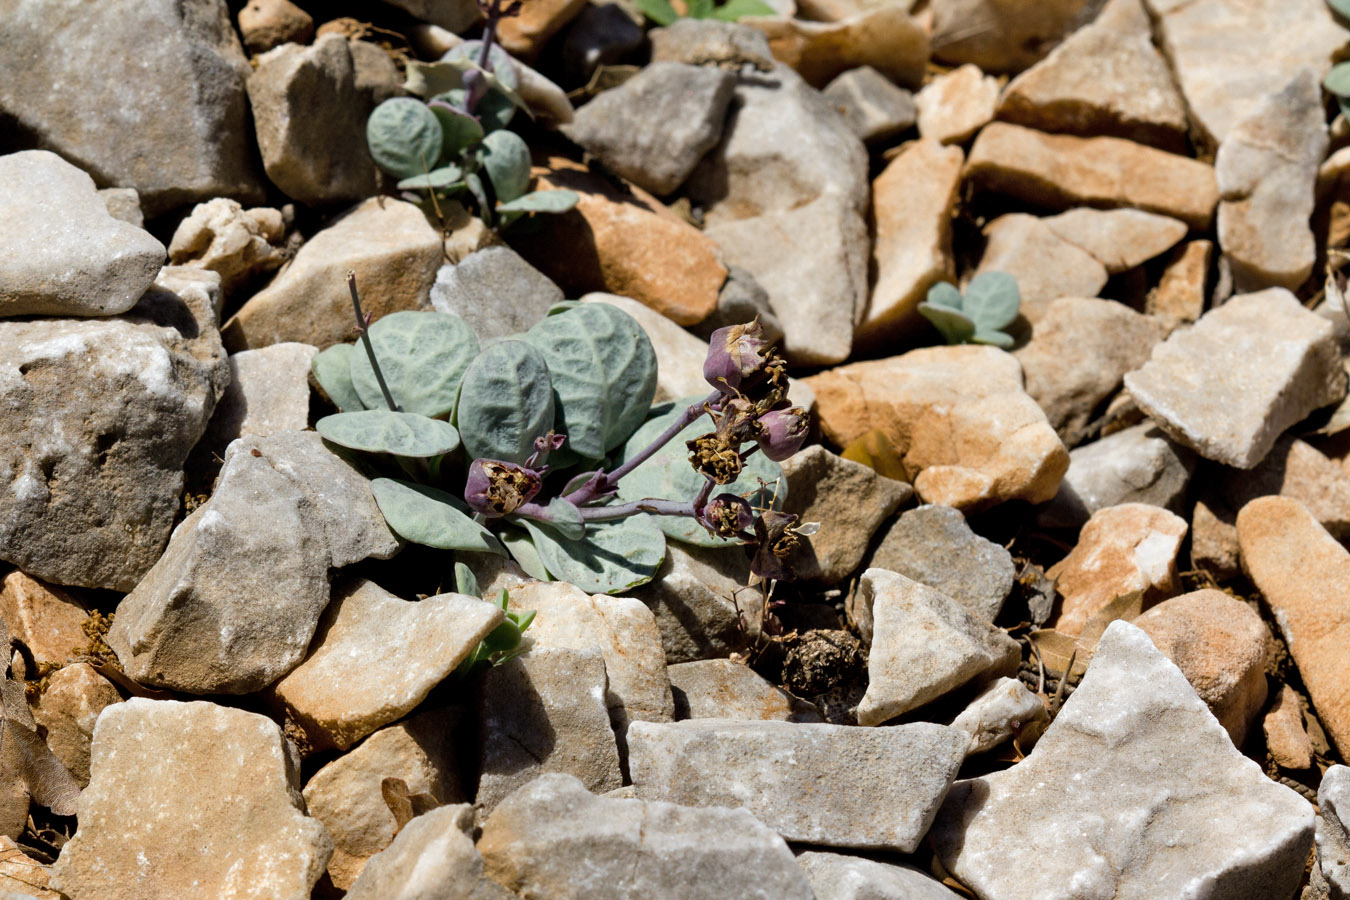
750 510 814 581
465 458 541 517
686 432 744 485
699 493 755 540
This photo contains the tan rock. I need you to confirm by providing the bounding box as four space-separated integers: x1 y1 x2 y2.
0 835 57 899
965 122 1220 230
1048 503 1187 637
168 197 286 298
804 345 1069 510
32 663 121 788
1043 208 1188 274
237 0 314 55
668 659 822 722
997 0 1189 151
343 804 513 900
972 213 1108 320
747 6 928 89
931 0 1105 74
496 0 587 58
223 197 441 350
1263 684 1314 770
512 157 723 327
916 64 1000 145
1134 590 1269 747
0 571 88 667
1147 240 1212 330
1317 146 1350 251
1237 496 1350 756
1191 496 1240 580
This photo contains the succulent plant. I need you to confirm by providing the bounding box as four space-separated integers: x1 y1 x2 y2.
634 0 776 27
1326 61 1350 119
917 272 1022 349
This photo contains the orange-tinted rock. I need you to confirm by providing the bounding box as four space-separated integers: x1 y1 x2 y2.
747 6 928 89
496 0 587 59
32 663 123 787
1147 240 1212 331
0 570 89 667
1264 684 1314 770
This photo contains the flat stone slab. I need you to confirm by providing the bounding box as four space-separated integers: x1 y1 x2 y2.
1038 423 1196 529
796 850 965 899
345 804 513 900
628 718 966 851
931 621 1314 900
1318 765 1350 896
668 659 822 723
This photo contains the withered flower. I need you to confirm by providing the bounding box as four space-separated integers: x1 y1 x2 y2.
686 433 743 485
698 493 755 540
464 459 541 516
750 510 817 581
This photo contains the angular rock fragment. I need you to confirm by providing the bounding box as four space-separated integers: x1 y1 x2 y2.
931 621 1315 900
430 245 561 342
0 571 89 668
822 66 917 144
796 850 965 900
344 804 514 900
629 718 966 850
915 64 999 145
1147 239 1212 330
931 0 1105 73
626 543 755 664
496 0 586 58
1042 208 1188 274
1263 685 1313 770
949 677 1047 756
1038 423 1196 529
972 214 1108 320
168 197 286 298
201 342 317 450
668 659 821 723
648 19 776 71
0 834 57 898
747 7 928 89
31 663 121 788
1318 765 1350 897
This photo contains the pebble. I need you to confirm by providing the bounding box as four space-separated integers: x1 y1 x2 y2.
1147 239 1212 330
1216 69 1328 292
747 7 928 89
201 342 317 450
429 246 560 342
864 504 1016 624
972 214 1108 321
948 676 1047 756
0 571 90 668
822 66 917 145
344 804 514 900
167 198 287 299
1318 766 1350 896
237 0 314 56
223 196 442 350
302 708 464 890
0 270 228 591
668 659 822 723
478 773 816 900
1264 684 1314 770
51 699 333 900
247 35 380 208
796 850 965 899
648 19 776 72
1047 503 1187 637
31 663 121 787
915 64 1000 145
0 151 165 318
271 578 503 751
854 568 1020 726
626 542 756 664
932 621 1315 900
1238 496 1350 757
966 122 1220 230
629 718 967 850
804 345 1069 510
582 293 711 401
997 0 1189 151
1042 208 1189 274
1124 288 1345 468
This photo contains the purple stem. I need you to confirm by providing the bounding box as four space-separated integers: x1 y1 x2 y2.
517 497 696 525
348 272 399 412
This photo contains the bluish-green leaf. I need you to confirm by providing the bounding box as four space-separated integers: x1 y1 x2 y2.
396 164 465 191
454 561 481 597
614 397 784 547
312 343 365 412
971 330 1015 349
962 271 1021 333
456 340 555 464
317 410 461 457
522 303 658 461
465 171 491 221
925 281 963 311
918 303 977 344
1327 61 1350 98
685 0 715 17
441 40 520 92
428 98 485 153
710 0 776 19
481 129 532 203
634 0 679 24
542 497 585 541
350 311 479 418
521 516 665 594
497 190 580 227
501 526 551 581
371 478 504 554
367 98 444 179
1332 0 1350 19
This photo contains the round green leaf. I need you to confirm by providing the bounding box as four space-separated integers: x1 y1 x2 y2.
1327 61 1350 97
541 497 585 541
521 516 666 594
456 340 555 464
497 190 580 227
522 304 658 461
350 311 480 418
918 303 976 344
481 130 532 203
367 98 444 180
925 281 963 311
971 330 1015 349
397 164 465 191
962 271 1021 332
428 98 485 153
370 478 504 553
312 343 365 412
316 410 461 457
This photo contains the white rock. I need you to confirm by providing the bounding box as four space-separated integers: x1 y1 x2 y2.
949 677 1047 756
796 850 966 899
344 804 514 900
1318 766 1350 898
915 64 999 145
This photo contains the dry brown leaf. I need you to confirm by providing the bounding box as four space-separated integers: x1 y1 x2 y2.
1027 590 1144 681
839 428 911 482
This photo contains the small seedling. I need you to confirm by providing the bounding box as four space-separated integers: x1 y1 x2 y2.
918 271 1021 349
634 0 776 26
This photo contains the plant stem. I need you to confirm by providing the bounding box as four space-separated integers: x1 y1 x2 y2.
518 497 696 525
348 271 399 413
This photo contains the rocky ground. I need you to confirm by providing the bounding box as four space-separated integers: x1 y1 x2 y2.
2 0 1350 897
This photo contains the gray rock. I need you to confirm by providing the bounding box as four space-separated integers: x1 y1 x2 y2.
247 34 380 207
854 568 1021 727
1124 289 1346 468
973 214 1108 322
96 187 144 228
429 245 563 343
629 718 966 851
821 65 917 145
566 62 734 196
865 505 1015 624
201 342 317 451
349 38 404 107
668 659 822 723
931 0 1105 74
626 542 756 664
478 773 814 900
1216 69 1328 292
1319 766 1350 898
648 18 776 72
477 647 624 812
167 198 287 298
948 676 1047 756
50 699 332 900
561 3 645 85
0 151 165 317
108 432 398 693
0 270 228 590
384 0 481 33
1038 422 1197 529
0 0 265 216
796 850 966 899
271 579 502 751
692 265 785 347
345 804 513 900
932 621 1315 900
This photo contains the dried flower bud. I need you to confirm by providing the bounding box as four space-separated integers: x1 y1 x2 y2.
699 494 755 540
715 397 763 447
687 432 744 485
750 510 814 581
756 406 808 461
527 431 567 468
465 459 541 517
704 319 770 393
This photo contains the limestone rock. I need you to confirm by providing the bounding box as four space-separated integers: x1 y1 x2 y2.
1047 503 1187 637
0 151 165 317
478 773 815 900
1216 69 1328 292
1264 684 1314 771
629 718 967 850
272 579 503 751
668 659 822 723
916 64 1000 145
582 294 710 402
949 677 1048 756
855 569 1021 726
692 265 785 347
247 34 380 208
223 197 442 350
0 0 265 215
0 835 57 899
931 621 1315 900
796 851 965 900
565 62 734 196
98 187 144 228
1043 208 1189 274
237 0 313 55
50 699 332 900
31 663 121 787
168 198 287 299
625 543 755 664
0 272 228 590
344 804 513 900
972 214 1108 321
822 66 917 145
997 0 1189 150
1038 423 1196 529
648 19 776 71
746 6 928 89
1147 240 1212 330
1318 765 1350 897
1124 289 1345 468
966 122 1219 229
804 345 1069 510
429 245 560 342
931 0 1105 73
1238 497 1350 757
0 571 89 667
200 342 316 454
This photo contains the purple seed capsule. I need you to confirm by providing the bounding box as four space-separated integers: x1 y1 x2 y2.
699 493 755 540
703 318 770 393
465 458 541 517
755 405 808 461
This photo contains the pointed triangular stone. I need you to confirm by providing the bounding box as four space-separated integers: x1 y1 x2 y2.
998 0 1190 151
